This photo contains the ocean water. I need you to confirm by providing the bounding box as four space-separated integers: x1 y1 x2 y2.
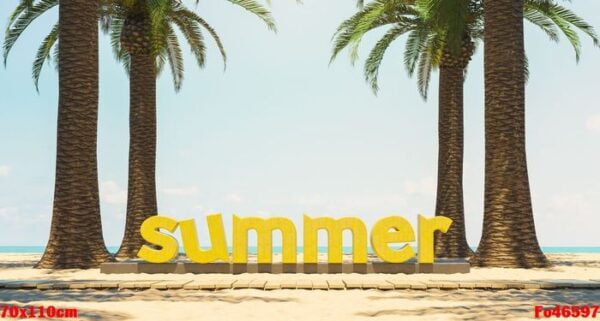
1 246 599 254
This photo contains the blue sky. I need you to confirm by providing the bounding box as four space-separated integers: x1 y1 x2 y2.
0 0 599 248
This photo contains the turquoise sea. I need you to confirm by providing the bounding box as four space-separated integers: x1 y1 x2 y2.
1 246 599 254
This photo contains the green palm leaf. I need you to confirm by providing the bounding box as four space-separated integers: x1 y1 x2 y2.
176 9 228 69
31 22 58 92
164 24 185 91
365 23 413 94
224 0 276 31
4 0 57 65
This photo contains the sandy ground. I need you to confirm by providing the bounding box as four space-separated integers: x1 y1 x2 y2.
0 254 599 320
2 288 599 321
1 253 599 282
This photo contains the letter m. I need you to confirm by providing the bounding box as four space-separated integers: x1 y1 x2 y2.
303 215 367 264
233 216 297 264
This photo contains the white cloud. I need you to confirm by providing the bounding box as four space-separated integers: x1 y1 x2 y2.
160 186 200 196
292 193 409 212
100 180 127 204
544 192 596 219
225 193 244 203
0 206 18 219
586 114 600 134
403 176 436 196
0 206 48 224
531 184 600 245
0 165 11 177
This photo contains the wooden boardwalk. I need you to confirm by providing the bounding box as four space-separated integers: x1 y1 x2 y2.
2 279 600 291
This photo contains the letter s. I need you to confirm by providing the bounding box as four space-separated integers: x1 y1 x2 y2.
137 216 180 263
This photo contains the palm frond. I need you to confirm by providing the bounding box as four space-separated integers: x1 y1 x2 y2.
32 22 58 91
176 9 228 69
7 2 28 27
106 15 131 74
171 14 207 69
364 23 413 94
225 0 276 32
190 15 227 69
525 0 599 61
416 48 432 100
331 0 414 64
416 32 444 99
524 9 559 42
347 3 388 63
4 0 58 65
156 50 166 75
403 25 428 76
51 39 58 70
164 24 184 91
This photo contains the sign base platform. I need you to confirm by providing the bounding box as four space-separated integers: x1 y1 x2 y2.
100 259 470 274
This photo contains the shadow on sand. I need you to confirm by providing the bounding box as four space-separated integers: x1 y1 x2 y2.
357 289 600 320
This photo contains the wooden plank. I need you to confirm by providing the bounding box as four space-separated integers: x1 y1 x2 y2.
232 279 253 289
343 280 362 289
119 281 162 290
118 282 139 290
69 282 90 289
249 280 267 289
312 280 329 290
504 282 526 290
457 282 477 289
361 281 379 290
151 281 173 290
166 280 192 290
88 281 119 289
472 282 493 289
385 280 411 289
6 281 45 289
296 279 312 290
523 282 541 289
408 282 427 290
134 281 161 289
490 283 507 290
573 280 600 288
215 280 236 290
437 282 459 290
280 280 297 289
327 280 345 290
36 283 54 290
264 280 282 290
49 282 71 290
183 280 216 290
374 280 394 290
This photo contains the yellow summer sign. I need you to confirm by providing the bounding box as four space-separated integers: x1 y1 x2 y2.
137 214 452 264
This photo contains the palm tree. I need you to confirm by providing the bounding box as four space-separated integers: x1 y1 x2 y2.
104 0 275 258
5 0 275 259
331 0 597 260
8 0 113 268
470 0 597 268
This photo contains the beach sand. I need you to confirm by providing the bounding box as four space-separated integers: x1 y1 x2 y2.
0 253 599 320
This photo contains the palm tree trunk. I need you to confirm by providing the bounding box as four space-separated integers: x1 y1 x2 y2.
471 0 548 268
36 0 113 269
434 61 473 258
116 52 157 258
